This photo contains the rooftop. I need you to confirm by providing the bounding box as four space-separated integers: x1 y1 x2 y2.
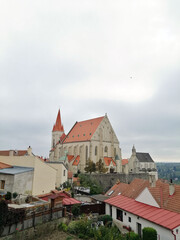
105 195 180 230
0 166 34 175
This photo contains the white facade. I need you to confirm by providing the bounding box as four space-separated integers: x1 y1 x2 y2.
105 203 180 240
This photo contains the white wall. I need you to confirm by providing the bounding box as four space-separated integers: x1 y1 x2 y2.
105 203 179 240
135 188 160 208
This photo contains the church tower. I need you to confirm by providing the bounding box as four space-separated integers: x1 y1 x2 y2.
51 109 64 149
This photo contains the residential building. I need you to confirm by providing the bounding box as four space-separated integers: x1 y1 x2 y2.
0 147 56 195
0 162 33 194
105 194 180 240
49 110 122 174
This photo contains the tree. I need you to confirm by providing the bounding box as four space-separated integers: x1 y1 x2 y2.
84 159 96 174
96 159 108 173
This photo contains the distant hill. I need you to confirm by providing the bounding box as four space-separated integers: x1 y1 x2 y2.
156 162 180 184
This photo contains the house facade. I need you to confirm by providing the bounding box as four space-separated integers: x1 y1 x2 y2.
0 163 34 195
105 195 180 240
49 110 122 174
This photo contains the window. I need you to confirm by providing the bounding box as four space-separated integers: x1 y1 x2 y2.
116 209 123 222
104 146 108 152
86 146 88 161
95 146 98 156
108 190 114 196
1 180 5 189
63 170 66 176
110 205 112 217
128 217 131 223
114 148 116 156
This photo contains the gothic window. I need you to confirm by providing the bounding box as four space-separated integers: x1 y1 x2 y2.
53 139 55 148
95 146 98 156
86 146 88 161
105 146 108 152
114 148 116 156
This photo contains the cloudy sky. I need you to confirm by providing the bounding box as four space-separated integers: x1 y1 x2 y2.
0 0 180 162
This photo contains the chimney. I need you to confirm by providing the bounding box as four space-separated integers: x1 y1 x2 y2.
169 179 175 196
149 174 156 187
27 146 32 156
9 150 14 156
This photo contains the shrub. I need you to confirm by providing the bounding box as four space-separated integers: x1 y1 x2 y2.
98 215 112 226
5 191 12 200
0 200 8 235
143 227 157 240
13 192 18 199
72 204 80 216
58 222 68 232
126 232 140 240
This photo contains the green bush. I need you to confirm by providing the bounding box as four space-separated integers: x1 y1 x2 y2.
98 215 112 226
5 191 12 200
143 227 157 240
58 222 68 232
71 204 80 216
13 192 18 198
126 232 140 240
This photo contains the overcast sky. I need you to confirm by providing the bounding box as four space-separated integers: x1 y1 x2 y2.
0 0 180 162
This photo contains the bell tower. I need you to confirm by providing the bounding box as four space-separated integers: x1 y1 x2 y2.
51 109 64 148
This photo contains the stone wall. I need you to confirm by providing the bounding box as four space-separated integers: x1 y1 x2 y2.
88 173 149 191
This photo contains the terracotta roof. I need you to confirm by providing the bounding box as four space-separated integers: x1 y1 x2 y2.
68 171 73 179
104 157 116 166
105 178 150 199
105 182 129 198
63 116 104 143
60 133 66 142
52 109 64 132
122 159 128 165
0 150 28 156
148 180 180 214
0 162 12 169
63 197 81 205
105 195 180 230
122 178 150 199
72 155 80 166
67 155 74 163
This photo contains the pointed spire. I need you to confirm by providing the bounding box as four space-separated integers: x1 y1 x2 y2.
52 109 64 132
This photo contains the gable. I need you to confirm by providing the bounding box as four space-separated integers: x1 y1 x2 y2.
91 115 119 143
136 187 160 208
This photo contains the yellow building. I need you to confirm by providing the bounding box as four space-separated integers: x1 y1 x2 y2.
0 147 56 195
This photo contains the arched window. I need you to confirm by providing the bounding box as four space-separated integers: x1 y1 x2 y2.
104 146 108 153
114 148 116 156
86 146 88 161
95 146 98 156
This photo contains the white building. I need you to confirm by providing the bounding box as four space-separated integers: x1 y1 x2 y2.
105 194 180 240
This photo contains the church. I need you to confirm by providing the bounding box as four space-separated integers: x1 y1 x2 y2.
49 110 122 174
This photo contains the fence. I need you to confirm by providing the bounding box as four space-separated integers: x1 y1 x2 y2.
80 203 105 215
1 207 65 237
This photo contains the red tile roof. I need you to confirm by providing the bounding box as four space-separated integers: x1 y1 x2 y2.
52 109 64 132
105 178 150 199
67 155 74 163
63 197 81 205
104 157 116 166
105 181 129 197
0 162 12 169
63 116 104 143
148 180 180 213
72 155 80 166
122 159 128 165
105 195 180 230
0 150 28 156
